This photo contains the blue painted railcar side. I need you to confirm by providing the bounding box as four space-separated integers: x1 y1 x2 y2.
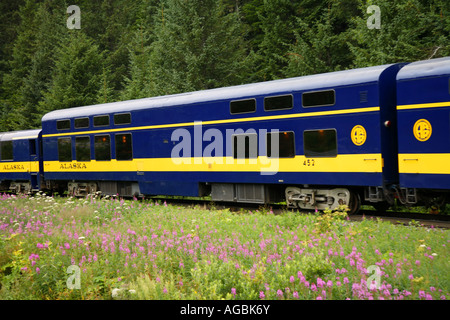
0 129 42 192
40 62 405 208
396 57 450 191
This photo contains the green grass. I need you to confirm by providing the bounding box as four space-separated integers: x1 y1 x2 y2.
0 193 448 300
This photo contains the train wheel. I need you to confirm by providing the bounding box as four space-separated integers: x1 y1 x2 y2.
348 192 361 215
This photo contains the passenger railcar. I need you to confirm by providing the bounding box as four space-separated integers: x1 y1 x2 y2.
395 57 450 206
0 129 42 193
40 62 408 213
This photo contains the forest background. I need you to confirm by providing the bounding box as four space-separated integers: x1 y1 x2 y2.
0 0 449 132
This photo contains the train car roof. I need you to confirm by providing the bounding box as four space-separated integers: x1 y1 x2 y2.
0 129 41 141
397 56 450 81
42 63 399 122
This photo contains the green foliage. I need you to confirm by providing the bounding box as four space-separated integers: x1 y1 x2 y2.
1 0 449 131
315 205 349 233
38 31 104 115
146 0 249 96
0 194 448 300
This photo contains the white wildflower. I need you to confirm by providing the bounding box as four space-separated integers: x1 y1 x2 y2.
111 288 122 299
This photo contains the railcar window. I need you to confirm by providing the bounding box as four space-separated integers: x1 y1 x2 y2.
302 90 335 108
0 141 13 161
75 136 90 161
230 99 256 114
232 133 258 159
58 138 72 162
94 135 111 161
267 131 295 158
57 120 70 130
264 95 293 111
94 115 110 127
115 133 133 160
74 117 89 129
29 139 36 156
303 129 337 157
114 113 131 125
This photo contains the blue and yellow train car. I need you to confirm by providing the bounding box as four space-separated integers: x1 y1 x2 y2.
396 57 450 205
40 62 406 212
0 129 42 193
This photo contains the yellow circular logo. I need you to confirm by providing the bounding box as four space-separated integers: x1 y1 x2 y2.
413 119 432 142
351 125 367 146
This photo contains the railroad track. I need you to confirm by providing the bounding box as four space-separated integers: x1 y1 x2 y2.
148 196 450 229
352 210 450 229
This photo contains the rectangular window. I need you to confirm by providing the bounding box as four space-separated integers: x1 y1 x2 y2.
94 135 111 161
58 138 72 162
303 129 337 157
29 139 36 156
302 90 335 108
0 141 13 161
57 119 70 130
232 133 258 159
114 113 131 125
267 131 295 158
74 117 89 129
264 94 293 111
230 99 256 114
115 133 132 160
75 136 90 161
94 115 110 127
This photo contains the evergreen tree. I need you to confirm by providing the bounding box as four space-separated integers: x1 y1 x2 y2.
1 0 40 131
121 1 161 100
0 0 449 131
19 1 65 128
348 0 450 67
254 0 299 80
284 1 359 77
148 0 249 96
38 31 105 114
80 0 142 101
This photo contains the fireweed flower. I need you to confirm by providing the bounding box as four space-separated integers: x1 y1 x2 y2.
231 288 236 296
259 291 265 299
